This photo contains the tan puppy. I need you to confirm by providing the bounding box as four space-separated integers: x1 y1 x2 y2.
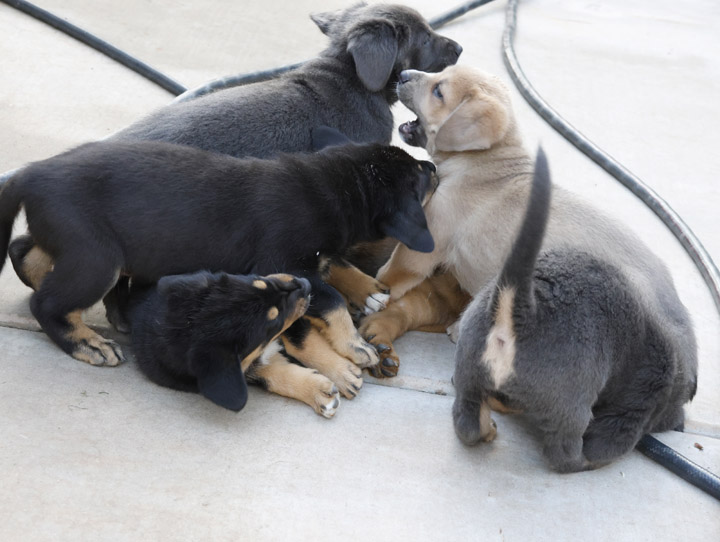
360 64 695 381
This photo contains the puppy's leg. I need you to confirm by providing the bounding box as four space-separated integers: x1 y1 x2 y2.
301 273 380 369
375 240 445 301
247 346 341 418
30 253 125 366
282 318 363 400
320 256 390 319
8 235 53 290
453 397 497 445
359 272 470 377
538 407 593 473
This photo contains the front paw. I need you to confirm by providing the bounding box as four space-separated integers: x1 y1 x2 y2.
363 291 390 315
366 339 400 378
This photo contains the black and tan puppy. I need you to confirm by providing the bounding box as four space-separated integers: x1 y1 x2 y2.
0 139 436 378
452 149 697 472
128 271 341 417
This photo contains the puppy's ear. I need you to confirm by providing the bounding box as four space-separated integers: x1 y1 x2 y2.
347 20 398 92
434 96 509 152
381 195 434 253
312 126 354 151
192 345 249 412
310 2 367 35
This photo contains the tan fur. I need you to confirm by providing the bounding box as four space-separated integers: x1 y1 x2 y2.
66 310 124 366
250 350 339 418
281 327 363 399
307 306 378 368
323 261 389 310
478 401 497 442
481 287 517 388
21 245 53 290
267 306 279 320
370 65 669 364
359 271 470 374
252 279 268 290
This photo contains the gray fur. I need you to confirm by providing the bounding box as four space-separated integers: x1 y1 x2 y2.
113 3 461 157
452 150 698 473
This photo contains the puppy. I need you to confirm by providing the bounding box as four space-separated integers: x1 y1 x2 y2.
115 3 461 157
452 149 697 472
0 139 436 392
358 65 697 386
128 271 341 417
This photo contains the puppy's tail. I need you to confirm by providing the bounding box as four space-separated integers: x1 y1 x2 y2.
0 174 24 276
492 147 552 322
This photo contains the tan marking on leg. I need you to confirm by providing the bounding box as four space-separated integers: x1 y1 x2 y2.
479 401 498 442
253 349 340 418
488 396 523 414
252 280 267 290
307 306 378 368
323 261 389 311
265 273 295 283
281 329 363 399
65 310 125 366
240 344 264 372
267 306 279 320
22 246 54 290
482 287 517 388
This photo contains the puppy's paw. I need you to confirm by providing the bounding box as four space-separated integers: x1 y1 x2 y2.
367 341 400 378
346 335 380 369
446 320 460 343
72 336 126 366
310 377 341 418
322 359 364 399
363 292 390 315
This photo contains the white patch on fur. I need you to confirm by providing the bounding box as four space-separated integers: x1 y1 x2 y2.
319 394 341 419
481 287 517 388
364 292 390 315
258 339 283 366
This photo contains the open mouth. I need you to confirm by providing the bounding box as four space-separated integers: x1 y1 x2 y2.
398 118 427 148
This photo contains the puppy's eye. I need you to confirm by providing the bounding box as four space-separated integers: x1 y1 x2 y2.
432 84 443 100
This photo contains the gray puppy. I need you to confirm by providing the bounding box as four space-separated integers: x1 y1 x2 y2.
452 149 698 473
114 2 462 156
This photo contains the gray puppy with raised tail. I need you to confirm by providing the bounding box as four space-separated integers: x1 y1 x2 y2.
452 148 698 473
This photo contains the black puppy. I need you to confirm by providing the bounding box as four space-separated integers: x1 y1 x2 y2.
116 3 461 157
0 139 436 371
129 271 317 412
452 149 697 472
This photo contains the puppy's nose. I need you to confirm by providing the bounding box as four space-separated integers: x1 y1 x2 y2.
449 40 463 58
399 70 412 84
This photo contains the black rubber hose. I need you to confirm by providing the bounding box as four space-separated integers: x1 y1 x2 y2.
1 0 186 96
173 0 497 103
637 435 720 501
503 0 720 501
502 0 720 316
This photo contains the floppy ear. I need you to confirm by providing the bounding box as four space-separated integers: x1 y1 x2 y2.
191 345 249 412
347 19 399 92
434 96 509 152
311 126 354 151
381 195 434 253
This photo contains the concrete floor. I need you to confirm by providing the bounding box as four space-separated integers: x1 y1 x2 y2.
1 0 719 539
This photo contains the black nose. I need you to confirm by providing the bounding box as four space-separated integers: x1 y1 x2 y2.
451 41 463 58
399 70 412 84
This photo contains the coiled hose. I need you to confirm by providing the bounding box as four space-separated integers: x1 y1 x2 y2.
1 0 719 501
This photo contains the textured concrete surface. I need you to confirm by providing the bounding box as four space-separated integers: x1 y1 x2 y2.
1 0 719 539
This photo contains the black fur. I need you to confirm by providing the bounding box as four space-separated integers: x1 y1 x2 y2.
128 272 310 411
0 139 436 362
114 3 461 157
452 149 697 472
